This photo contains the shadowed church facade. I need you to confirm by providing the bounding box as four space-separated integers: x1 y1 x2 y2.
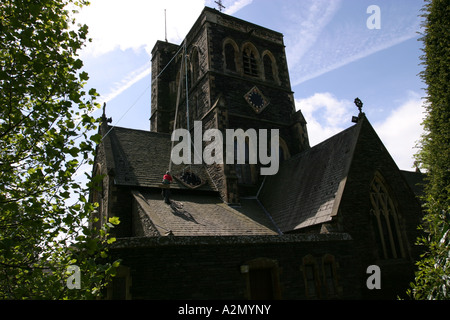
91 7 424 300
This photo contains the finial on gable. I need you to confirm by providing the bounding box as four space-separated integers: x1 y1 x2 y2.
102 102 112 124
354 97 363 114
352 98 365 123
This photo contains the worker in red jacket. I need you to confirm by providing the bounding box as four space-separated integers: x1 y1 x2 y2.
162 171 173 204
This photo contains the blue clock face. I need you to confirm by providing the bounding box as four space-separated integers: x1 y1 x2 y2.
244 86 269 113
249 91 264 109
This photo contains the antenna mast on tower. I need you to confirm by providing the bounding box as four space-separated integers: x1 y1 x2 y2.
164 9 168 42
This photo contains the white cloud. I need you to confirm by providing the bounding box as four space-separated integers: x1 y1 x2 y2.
296 91 425 171
98 61 151 105
224 0 253 15
77 0 254 58
77 0 206 57
285 0 343 69
292 28 419 85
285 1 423 85
78 0 254 105
295 92 353 146
374 92 425 170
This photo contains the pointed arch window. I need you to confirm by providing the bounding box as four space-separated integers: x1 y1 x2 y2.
241 258 282 300
301 255 320 299
190 48 200 84
369 174 406 259
263 54 274 81
278 138 290 163
91 164 104 231
243 45 259 77
224 42 237 72
106 266 132 300
322 254 339 298
234 140 253 185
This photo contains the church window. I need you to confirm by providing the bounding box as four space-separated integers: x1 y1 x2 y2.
249 268 274 300
242 45 259 77
302 255 320 299
91 164 104 231
278 138 290 163
242 258 281 300
224 43 237 72
191 48 200 84
305 265 317 297
106 266 132 300
263 54 274 81
234 140 253 185
369 173 406 259
279 147 285 163
322 254 338 298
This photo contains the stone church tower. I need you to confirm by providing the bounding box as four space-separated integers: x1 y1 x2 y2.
150 7 309 203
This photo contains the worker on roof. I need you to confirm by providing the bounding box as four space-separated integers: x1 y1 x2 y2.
162 171 173 204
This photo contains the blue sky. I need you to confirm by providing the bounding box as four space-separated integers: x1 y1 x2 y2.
77 0 426 171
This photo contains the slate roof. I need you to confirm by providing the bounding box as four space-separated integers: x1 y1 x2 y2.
101 125 215 192
258 120 362 233
100 125 283 236
132 190 279 236
100 121 364 236
102 116 422 237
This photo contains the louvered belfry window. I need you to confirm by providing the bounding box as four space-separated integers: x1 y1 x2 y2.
243 47 258 77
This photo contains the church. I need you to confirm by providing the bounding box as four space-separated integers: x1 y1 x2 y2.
91 7 424 300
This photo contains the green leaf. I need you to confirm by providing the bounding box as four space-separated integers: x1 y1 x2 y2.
108 217 120 226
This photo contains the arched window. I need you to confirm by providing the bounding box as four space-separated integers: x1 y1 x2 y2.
262 51 279 84
190 48 200 84
224 42 237 72
91 164 104 231
263 54 274 81
302 255 320 299
106 266 132 300
241 258 281 300
234 139 253 185
242 44 259 77
278 138 290 163
322 254 338 298
369 173 406 259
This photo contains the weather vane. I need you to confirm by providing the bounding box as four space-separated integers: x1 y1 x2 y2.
215 0 226 12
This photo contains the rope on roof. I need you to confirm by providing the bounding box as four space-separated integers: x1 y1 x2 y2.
102 43 185 141
169 42 187 172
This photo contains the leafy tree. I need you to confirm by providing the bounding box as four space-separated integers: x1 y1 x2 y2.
0 0 119 299
409 0 450 300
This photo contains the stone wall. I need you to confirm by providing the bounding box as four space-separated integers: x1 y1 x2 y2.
109 234 361 300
